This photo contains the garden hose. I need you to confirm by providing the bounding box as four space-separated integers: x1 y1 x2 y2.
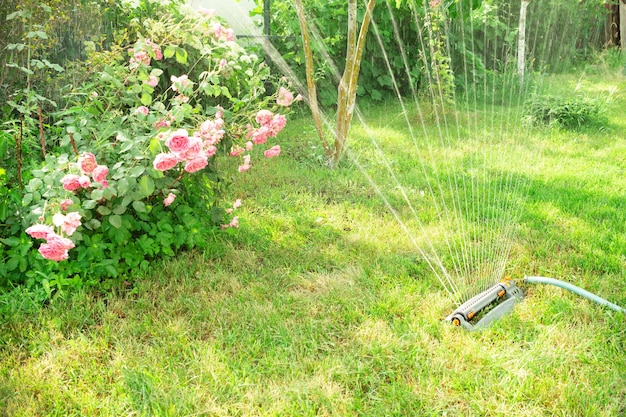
524 276 626 313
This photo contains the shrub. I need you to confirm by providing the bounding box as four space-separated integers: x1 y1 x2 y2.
0 6 297 292
522 94 608 130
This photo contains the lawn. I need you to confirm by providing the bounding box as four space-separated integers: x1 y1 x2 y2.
1 70 625 416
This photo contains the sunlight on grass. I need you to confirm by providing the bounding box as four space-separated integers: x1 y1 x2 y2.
1 72 626 416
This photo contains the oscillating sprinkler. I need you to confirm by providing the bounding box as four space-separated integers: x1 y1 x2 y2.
445 276 625 331
445 278 524 330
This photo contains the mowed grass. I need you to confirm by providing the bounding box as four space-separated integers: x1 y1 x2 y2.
1 71 626 416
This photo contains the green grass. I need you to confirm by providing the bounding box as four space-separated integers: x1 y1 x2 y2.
1 71 626 416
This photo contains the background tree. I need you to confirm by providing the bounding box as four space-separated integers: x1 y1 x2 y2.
294 0 376 168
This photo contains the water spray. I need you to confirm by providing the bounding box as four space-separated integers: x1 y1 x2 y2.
446 276 625 331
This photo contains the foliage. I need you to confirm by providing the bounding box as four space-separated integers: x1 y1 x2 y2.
255 0 496 107
255 0 420 106
470 0 611 74
1 4 295 291
522 94 608 130
0 0 185 108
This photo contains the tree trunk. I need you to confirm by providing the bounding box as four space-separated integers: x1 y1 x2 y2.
332 0 376 168
620 0 626 52
517 0 529 85
293 0 331 157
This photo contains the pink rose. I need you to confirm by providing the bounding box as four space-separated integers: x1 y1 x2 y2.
92 165 109 183
255 109 274 127
25 224 54 240
211 22 223 39
184 156 208 173
269 114 287 137
238 155 251 172
77 153 97 174
224 28 235 42
154 48 163 61
61 174 82 191
205 145 217 158
134 106 149 116
219 58 227 67
78 175 91 188
153 119 171 129
64 212 82 235
170 75 192 92
264 145 281 158
252 126 270 145
163 193 176 207
132 50 151 66
176 136 203 160
199 119 225 145
245 141 254 151
233 199 242 209
199 7 217 17
38 233 75 261
165 129 190 153
53 212 81 236
144 75 159 87
60 199 74 211
153 153 179 171
222 216 239 229
230 146 245 157
277 87 294 106
295 94 303 101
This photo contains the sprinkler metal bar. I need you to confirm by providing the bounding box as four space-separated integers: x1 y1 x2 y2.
445 279 524 331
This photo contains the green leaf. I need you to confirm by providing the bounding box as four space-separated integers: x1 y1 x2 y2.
117 178 130 195
109 214 122 229
6 11 22 20
141 93 152 106
129 166 145 178
175 47 188 65
44 60 64 72
27 178 43 193
132 201 147 213
149 137 161 155
91 189 104 200
22 193 33 206
1 237 21 246
164 45 176 59
82 200 98 210
26 31 48 39
6 257 19 272
138 175 155 198
120 141 134 153
97 206 111 216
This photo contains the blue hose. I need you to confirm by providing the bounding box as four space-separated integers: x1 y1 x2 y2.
524 276 626 313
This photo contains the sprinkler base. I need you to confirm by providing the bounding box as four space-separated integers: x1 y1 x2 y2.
446 279 524 331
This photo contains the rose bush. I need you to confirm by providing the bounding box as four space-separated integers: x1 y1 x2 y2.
6 7 297 291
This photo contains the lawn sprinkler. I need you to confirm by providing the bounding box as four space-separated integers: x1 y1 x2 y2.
445 277 523 331
446 276 625 331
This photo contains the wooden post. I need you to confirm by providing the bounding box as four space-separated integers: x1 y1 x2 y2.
517 0 529 85
264 0 271 36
